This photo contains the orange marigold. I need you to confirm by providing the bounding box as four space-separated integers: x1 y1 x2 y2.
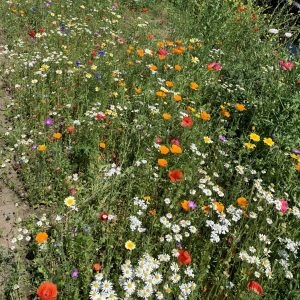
173 94 182 102
162 113 172 120
53 133 62 139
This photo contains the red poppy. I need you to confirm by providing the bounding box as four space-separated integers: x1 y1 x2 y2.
39 27 46 33
168 170 184 182
99 212 109 222
36 281 58 300
247 281 263 296
142 7 148 12
28 31 36 38
178 250 191 265
181 116 193 127
87 59 94 65
91 50 97 57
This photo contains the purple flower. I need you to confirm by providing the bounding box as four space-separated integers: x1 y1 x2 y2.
32 145 37 150
188 201 197 210
292 148 300 155
71 269 79 278
219 135 227 142
44 118 53 126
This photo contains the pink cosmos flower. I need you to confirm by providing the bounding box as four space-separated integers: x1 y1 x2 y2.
157 48 169 56
279 198 288 214
279 60 294 71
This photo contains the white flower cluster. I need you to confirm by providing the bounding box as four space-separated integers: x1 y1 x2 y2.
104 163 121 177
89 252 197 299
206 214 231 243
159 215 197 243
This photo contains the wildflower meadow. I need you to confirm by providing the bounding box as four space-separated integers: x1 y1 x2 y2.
0 0 300 299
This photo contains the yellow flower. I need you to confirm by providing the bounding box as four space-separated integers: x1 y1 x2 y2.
244 142 256 149
125 240 136 250
203 136 213 144
249 133 260 142
143 196 151 201
85 73 92 78
91 65 97 70
263 137 274 147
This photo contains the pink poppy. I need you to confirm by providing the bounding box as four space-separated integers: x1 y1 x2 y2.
157 48 169 56
279 198 288 213
279 60 294 71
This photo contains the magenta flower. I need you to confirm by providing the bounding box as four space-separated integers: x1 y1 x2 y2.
279 198 288 214
188 201 197 210
170 137 180 146
279 60 294 71
44 118 53 126
208 62 222 71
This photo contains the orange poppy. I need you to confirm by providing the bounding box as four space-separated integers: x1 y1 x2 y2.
53 133 62 139
166 81 174 87
190 82 199 90
162 113 171 120
170 144 182 154
157 159 168 167
173 94 182 102
36 232 48 244
237 197 248 208
156 91 167 97
236 103 246 111
200 111 211 121
159 145 169 155
175 64 182 71
137 49 144 57
36 282 58 300
181 200 190 211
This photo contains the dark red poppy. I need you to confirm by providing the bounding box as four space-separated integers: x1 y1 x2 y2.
91 50 97 57
247 281 263 296
178 250 191 265
181 116 193 127
168 170 184 182
28 31 36 38
87 59 94 65
99 212 109 222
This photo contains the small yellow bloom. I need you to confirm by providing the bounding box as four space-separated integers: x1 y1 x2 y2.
263 137 274 147
244 142 256 149
203 136 213 144
249 133 260 142
125 240 136 250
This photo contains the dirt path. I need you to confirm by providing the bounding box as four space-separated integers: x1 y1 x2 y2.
0 42 29 300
